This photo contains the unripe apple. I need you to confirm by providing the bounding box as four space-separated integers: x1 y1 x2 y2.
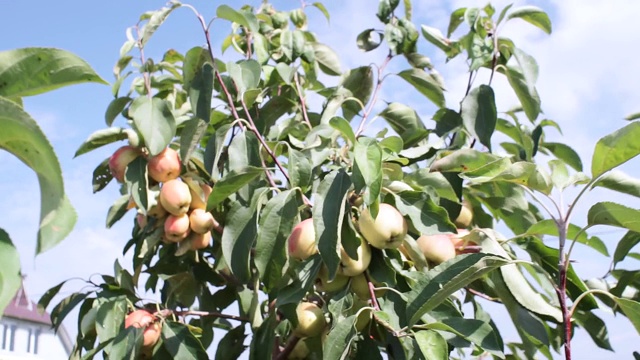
189 208 216 234
315 266 349 293
164 213 190 242
350 273 386 299
358 204 407 249
293 302 326 338
124 309 161 351
338 236 372 277
289 338 310 360
160 179 192 216
109 145 141 183
148 147 182 183
190 231 212 250
189 183 213 210
416 233 456 264
454 201 473 228
355 307 372 332
288 218 318 260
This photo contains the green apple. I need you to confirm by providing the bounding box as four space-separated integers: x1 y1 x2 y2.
338 236 372 276
293 302 326 338
316 266 349 293
358 203 407 249
350 273 387 299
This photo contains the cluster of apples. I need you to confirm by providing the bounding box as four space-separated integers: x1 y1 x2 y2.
108 145 217 251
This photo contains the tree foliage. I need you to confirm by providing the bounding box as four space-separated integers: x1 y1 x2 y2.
18 1 640 359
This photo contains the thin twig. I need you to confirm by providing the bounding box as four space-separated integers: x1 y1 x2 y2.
135 25 153 98
294 72 312 129
355 52 393 137
156 309 249 322
364 272 380 311
467 288 501 303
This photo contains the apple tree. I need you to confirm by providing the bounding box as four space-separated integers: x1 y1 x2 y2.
39 1 640 359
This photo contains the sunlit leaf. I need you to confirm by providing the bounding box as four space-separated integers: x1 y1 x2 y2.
588 202 640 232
129 97 176 156
506 6 552 34
592 121 640 177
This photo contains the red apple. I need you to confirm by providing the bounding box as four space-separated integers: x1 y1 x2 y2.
124 309 161 351
288 219 318 260
160 179 192 216
147 147 181 183
109 146 141 183
164 213 190 242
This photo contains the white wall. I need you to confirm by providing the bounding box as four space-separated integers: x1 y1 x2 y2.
0 319 68 360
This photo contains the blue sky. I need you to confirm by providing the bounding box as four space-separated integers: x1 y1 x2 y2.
1 0 639 358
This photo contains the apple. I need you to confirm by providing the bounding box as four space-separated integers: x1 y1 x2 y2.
164 213 190 242
190 231 212 250
289 338 310 359
350 273 386 299
148 147 182 183
358 203 407 249
124 309 161 352
416 233 456 264
288 218 318 260
448 229 474 253
355 306 372 332
315 265 349 293
189 208 216 234
338 236 372 276
160 179 192 216
454 201 473 228
293 302 326 338
109 145 141 183
189 183 213 210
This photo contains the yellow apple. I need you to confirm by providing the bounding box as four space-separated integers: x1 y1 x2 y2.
454 201 473 228
358 203 407 249
189 208 216 234
289 338 310 359
350 273 386 299
416 234 456 264
315 265 349 293
190 231 212 250
338 236 372 277
293 302 326 338
288 218 318 260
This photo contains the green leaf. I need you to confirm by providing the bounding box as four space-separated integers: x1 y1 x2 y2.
255 190 300 290
216 5 259 32
0 229 21 315
613 231 640 266
625 112 640 121
505 66 541 122
0 48 107 97
0 96 77 254
357 29 383 51
593 170 640 199
105 97 131 126
526 219 608 256
207 166 264 209
406 253 509 325
572 310 613 351
591 121 640 177
51 292 87 330
179 118 208 166
491 162 552 194
215 326 247 360
433 108 462 136
425 318 504 358
313 170 352 279
430 148 502 173
313 43 341 76
353 138 383 206
512 47 538 89
588 202 640 232
389 191 455 235
312 2 330 22
124 157 149 214
162 321 208 359
37 280 67 314
541 142 583 171
447 8 466 37
129 97 176 156
614 298 640 334
227 60 261 95
398 68 445 108
414 330 448 360
275 255 322 306
140 3 181 46
95 296 127 343
469 229 562 322
461 85 497 150
340 66 374 120
249 314 277 360
421 25 452 53
106 195 130 229
329 116 356 145
75 127 128 157
323 315 357 360
506 6 552 34
288 148 313 190
109 326 143 360
378 102 429 148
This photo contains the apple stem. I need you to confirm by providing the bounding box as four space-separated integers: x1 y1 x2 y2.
364 272 380 311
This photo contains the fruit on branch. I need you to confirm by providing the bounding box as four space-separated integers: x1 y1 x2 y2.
293 302 327 338
190 231 212 250
160 179 192 216
189 208 216 234
358 203 407 249
448 229 474 253
350 273 386 299
454 200 473 228
124 309 161 352
288 218 318 260
164 213 191 242
147 147 181 183
108 145 141 183
355 306 373 332
289 338 310 360
315 266 349 293
416 233 456 264
189 183 213 210
339 236 372 276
